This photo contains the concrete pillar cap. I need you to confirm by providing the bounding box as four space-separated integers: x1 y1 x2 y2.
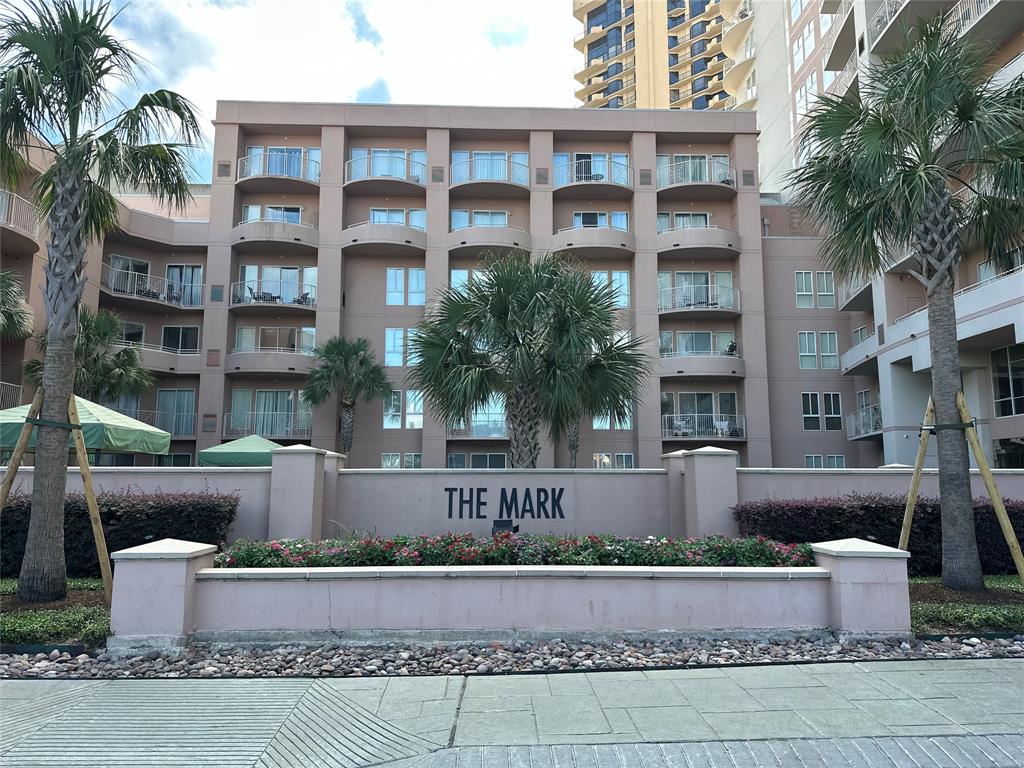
682 446 739 457
271 445 329 455
111 539 217 561
811 538 910 559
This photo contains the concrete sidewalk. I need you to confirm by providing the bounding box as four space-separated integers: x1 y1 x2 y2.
1 659 1022 767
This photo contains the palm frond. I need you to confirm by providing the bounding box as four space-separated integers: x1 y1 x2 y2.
0 269 34 340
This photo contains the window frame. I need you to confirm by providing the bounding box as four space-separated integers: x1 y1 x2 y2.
798 331 817 369
802 391 821 431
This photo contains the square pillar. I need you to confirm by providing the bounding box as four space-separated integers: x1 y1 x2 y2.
321 451 345 538
681 446 739 537
269 445 327 540
661 450 687 537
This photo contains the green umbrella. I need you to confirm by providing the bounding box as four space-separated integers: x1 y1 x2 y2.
0 396 170 455
198 434 282 467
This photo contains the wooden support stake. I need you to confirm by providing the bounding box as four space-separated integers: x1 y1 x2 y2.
0 390 43 509
956 391 1024 584
68 396 113 605
900 397 934 551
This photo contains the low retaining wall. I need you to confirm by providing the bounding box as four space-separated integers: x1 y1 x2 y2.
108 537 912 653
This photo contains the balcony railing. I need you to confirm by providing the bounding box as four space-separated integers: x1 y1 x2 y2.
944 0 997 37
0 189 38 237
830 50 859 95
230 280 317 308
585 40 635 68
450 157 529 187
867 0 906 50
0 381 22 410
231 345 314 356
557 222 631 234
223 411 312 439
661 413 746 439
101 264 204 308
656 160 736 188
447 418 508 439
553 159 633 188
236 213 318 230
658 285 740 312
237 150 320 183
117 340 201 356
823 0 853 58
345 156 427 185
847 403 883 439
892 263 1024 324
661 346 740 359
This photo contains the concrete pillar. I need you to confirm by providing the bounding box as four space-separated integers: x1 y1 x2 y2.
321 450 345 538
681 446 739 537
269 445 326 540
661 449 687 537
811 538 911 637
109 539 215 653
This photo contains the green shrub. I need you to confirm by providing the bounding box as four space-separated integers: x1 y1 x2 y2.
0 606 110 646
911 604 1024 634
1 490 238 578
733 494 1024 577
0 578 104 595
217 533 815 569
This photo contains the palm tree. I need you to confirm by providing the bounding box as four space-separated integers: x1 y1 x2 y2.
789 19 1024 592
300 336 392 456
410 251 648 468
23 307 153 401
1 0 201 602
0 269 34 340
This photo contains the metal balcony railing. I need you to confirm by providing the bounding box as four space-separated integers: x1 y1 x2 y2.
0 189 39 238
867 0 907 50
230 280 317 308
450 157 529 187
116 340 201 356
847 404 883 439
944 0 997 37
553 159 633 188
661 413 746 439
661 345 740 359
447 417 508 439
223 411 312 439
0 381 23 410
231 345 315 356
557 222 631 234
236 213 318 230
345 156 427 185
892 263 1024 325
657 159 736 188
101 264 204 308
237 150 320 183
658 285 740 312
584 40 635 68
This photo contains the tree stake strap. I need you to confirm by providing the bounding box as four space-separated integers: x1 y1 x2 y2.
922 422 973 432
25 417 82 431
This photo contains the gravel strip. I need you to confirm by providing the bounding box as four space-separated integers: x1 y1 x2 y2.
2 635 1022 679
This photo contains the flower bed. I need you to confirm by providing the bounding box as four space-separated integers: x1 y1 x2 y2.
215 533 813 569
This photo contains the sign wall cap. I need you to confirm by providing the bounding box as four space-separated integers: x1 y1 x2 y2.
112 539 217 560
811 538 910 559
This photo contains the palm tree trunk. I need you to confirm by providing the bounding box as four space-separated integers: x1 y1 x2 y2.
927 274 984 591
507 382 541 468
567 422 580 469
339 403 355 455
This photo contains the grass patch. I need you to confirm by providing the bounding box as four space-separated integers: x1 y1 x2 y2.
0 606 109 646
0 578 104 596
910 575 1024 635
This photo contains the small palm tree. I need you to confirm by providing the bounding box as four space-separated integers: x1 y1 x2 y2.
410 251 648 468
23 307 153 401
1 0 201 602
789 20 1024 592
300 336 391 456
0 269 34 340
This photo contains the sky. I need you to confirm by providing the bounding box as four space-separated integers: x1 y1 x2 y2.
107 0 582 182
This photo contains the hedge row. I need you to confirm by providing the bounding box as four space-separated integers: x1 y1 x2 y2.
733 494 1024 577
1 490 239 577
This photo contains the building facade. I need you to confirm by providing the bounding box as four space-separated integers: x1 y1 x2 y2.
2 102 880 469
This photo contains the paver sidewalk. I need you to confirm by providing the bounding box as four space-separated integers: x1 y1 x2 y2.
1 659 1022 767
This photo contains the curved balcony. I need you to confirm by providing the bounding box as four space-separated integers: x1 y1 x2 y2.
1 189 41 254
847 403 883 440
341 220 426 257
723 46 756 95
100 264 204 310
448 225 531 257
824 0 856 70
229 280 317 311
656 226 740 258
449 158 530 198
656 161 737 200
223 411 312 439
575 40 635 82
661 413 746 441
114 342 203 374
552 159 633 200
721 11 754 60
447 417 508 439
658 285 740 318
344 156 427 196
658 352 745 379
552 225 635 259
236 151 320 193
230 217 318 253
224 348 314 375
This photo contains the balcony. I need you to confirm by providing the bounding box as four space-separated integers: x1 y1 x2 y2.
823 0 856 70
0 189 40 253
448 225 532 257
114 342 203 374
100 264 204 310
945 0 1022 47
723 42 756 94
223 411 312 439
1 381 23 410
661 413 746 440
840 331 880 377
341 220 427 256
124 410 197 438
447 417 508 439
551 225 636 259
230 216 318 253
658 351 745 379
658 285 741 318
828 51 860 98
847 404 883 440
450 157 530 198
552 159 633 199
344 155 427 195
656 160 737 200
867 0 948 56
225 348 314 375
838 274 873 311
576 40 636 81
229 280 317 311
236 150 320 193
656 226 739 258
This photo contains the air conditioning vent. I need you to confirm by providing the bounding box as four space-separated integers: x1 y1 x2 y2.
742 170 756 187
209 285 224 303
431 166 444 183
217 162 231 178
639 169 652 186
536 167 549 185
206 349 220 367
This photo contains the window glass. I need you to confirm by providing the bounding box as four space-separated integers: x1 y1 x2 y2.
386 268 405 305
447 453 467 468
235 326 257 351
385 328 405 366
816 271 835 307
383 391 402 429
795 271 814 308
804 454 823 468
824 392 842 430
802 392 821 430
826 455 846 468
381 453 401 468
798 331 817 369
405 390 423 429
820 331 839 369
451 209 470 229
611 271 630 307
408 268 426 305
450 269 469 291
408 208 426 230
614 453 635 469
991 343 1024 417
403 453 422 469
593 452 612 469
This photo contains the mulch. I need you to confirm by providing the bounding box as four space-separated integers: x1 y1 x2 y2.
1 589 108 614
910 583 1024 606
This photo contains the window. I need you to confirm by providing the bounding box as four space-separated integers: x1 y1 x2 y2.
264 205 301 224
408 269 426 305
370 207 405 225
992 343 1024 417
385 268 405 305
403 453 422 469
385 328 405 366
820 332 839 369
385 268 425 306
591 270 630 308
450 209 470 230
795 271 814 308
405 390 423 429
593 407 633 430
471 453 506 468
826 455 846 468
572 210 629 230
94 453 135 467
798 331 817 369
472 210 509 227
615 453 634 469
793 22 813 68
592 453 611 469
381 453 401 468
802 392 821 430
447 453 466 468
383 391 402 429
816 272 835 307
156 389 195 436
804 454 823 468
450 269 469 291
121 321 144 345
162 326 199 353
156 454 192 467
823 392 842 430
